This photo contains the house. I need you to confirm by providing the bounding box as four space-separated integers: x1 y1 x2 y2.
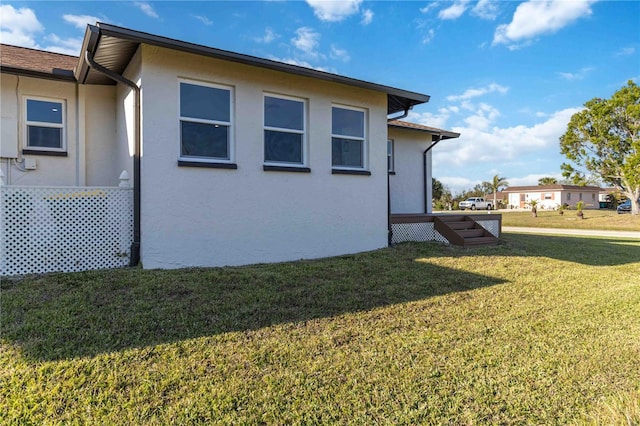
0 23 461 271
503 185 603 210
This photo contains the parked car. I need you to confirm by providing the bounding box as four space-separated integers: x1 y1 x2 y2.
459 197 492 210
617 199 634 214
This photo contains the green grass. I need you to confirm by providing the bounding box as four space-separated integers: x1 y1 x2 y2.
2 234 640 424
499 209 640 231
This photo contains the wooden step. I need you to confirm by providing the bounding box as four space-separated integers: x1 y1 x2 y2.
458 229 486 238
463 236 498 247
446 221 477 230
437 215 467 223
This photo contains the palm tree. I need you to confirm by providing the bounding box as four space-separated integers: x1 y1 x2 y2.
538 177 558 186
483 175 509 210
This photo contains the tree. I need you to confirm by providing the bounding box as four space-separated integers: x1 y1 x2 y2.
560 80 640 215
432 178 444 201
482 175 509 210
538 177 558 186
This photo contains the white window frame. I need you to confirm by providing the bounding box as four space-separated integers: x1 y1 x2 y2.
23 96 66 153
387 139 395 173
263 93 307 167
178 79 234 163
331 104 368 171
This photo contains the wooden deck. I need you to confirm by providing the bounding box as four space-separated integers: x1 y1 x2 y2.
390 213 502 247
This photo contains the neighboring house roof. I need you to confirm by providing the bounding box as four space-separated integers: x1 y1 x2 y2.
0 44 76 81
503 185 602 192
74 23 429 115
388 120 460 139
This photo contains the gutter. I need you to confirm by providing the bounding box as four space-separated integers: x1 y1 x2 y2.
423 135 444 214
387 107 410 122
84 50 141 267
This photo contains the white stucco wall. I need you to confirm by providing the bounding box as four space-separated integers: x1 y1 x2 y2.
83 85 120 186
0 73 79 186
389 127 432 214
0 72 123 187
508 189 600 209
138 45 389 269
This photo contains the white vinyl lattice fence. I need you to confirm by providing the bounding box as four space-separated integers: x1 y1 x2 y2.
1 185 133 276
391 222 449 244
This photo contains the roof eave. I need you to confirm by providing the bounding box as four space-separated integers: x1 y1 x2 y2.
0 65 76 82
78 22 429 114
388 122 460 139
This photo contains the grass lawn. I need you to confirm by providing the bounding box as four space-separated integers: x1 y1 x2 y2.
499 209 640 231
2 234 639 424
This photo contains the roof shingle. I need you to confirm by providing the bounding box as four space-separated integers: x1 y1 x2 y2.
0 44 77 80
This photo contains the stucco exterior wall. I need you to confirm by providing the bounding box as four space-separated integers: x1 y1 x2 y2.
0 73 79 186
0 73 123 187
138 45 389 269
508 189 600 210
83 85 119 186
113 47 141 186
388 127 432 214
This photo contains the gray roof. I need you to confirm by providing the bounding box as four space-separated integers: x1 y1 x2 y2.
388 120 460 139
75 23 430 115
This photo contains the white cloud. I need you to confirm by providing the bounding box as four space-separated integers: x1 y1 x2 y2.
134 2 159 19
438 1 470 20
406 107 454 130
615 47 636 57
330 45 350 62
463 102 500 131
471 0 499 20
493 0 596 48
62 14 101 29
507 173 563 187
306 0 362 22
556 66 594 81
361 9 373 25
433 107 581 169
420 3 439 14
422 29 435 44
193 15 212 26
292 27 321 58
0 4 43 48
255 27 278 44
43 34 82 56
446 83 509 102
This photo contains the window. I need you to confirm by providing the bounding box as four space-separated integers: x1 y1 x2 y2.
24 97 65 153
592 193 596 200
179 81 232 163
387 139 395 173
567 193 571 200
579 193 583 201
264 95 305 165
544 193 552 200
332 106 366 169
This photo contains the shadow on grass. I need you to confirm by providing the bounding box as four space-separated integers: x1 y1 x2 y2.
3 233 638 361
1 244 505 361
497 232 640 266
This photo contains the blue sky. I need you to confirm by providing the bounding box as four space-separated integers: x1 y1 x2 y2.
1 0 638 194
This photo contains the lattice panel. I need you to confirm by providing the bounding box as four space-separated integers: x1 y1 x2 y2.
1 186 133 276
476 220 500 237
391 223 449 244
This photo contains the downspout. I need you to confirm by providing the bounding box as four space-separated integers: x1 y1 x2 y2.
387 168 392 245
84 51 141 267
423 135 444 214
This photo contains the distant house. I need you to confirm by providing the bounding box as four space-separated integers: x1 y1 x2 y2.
0 23 460 270
503 185 603 210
